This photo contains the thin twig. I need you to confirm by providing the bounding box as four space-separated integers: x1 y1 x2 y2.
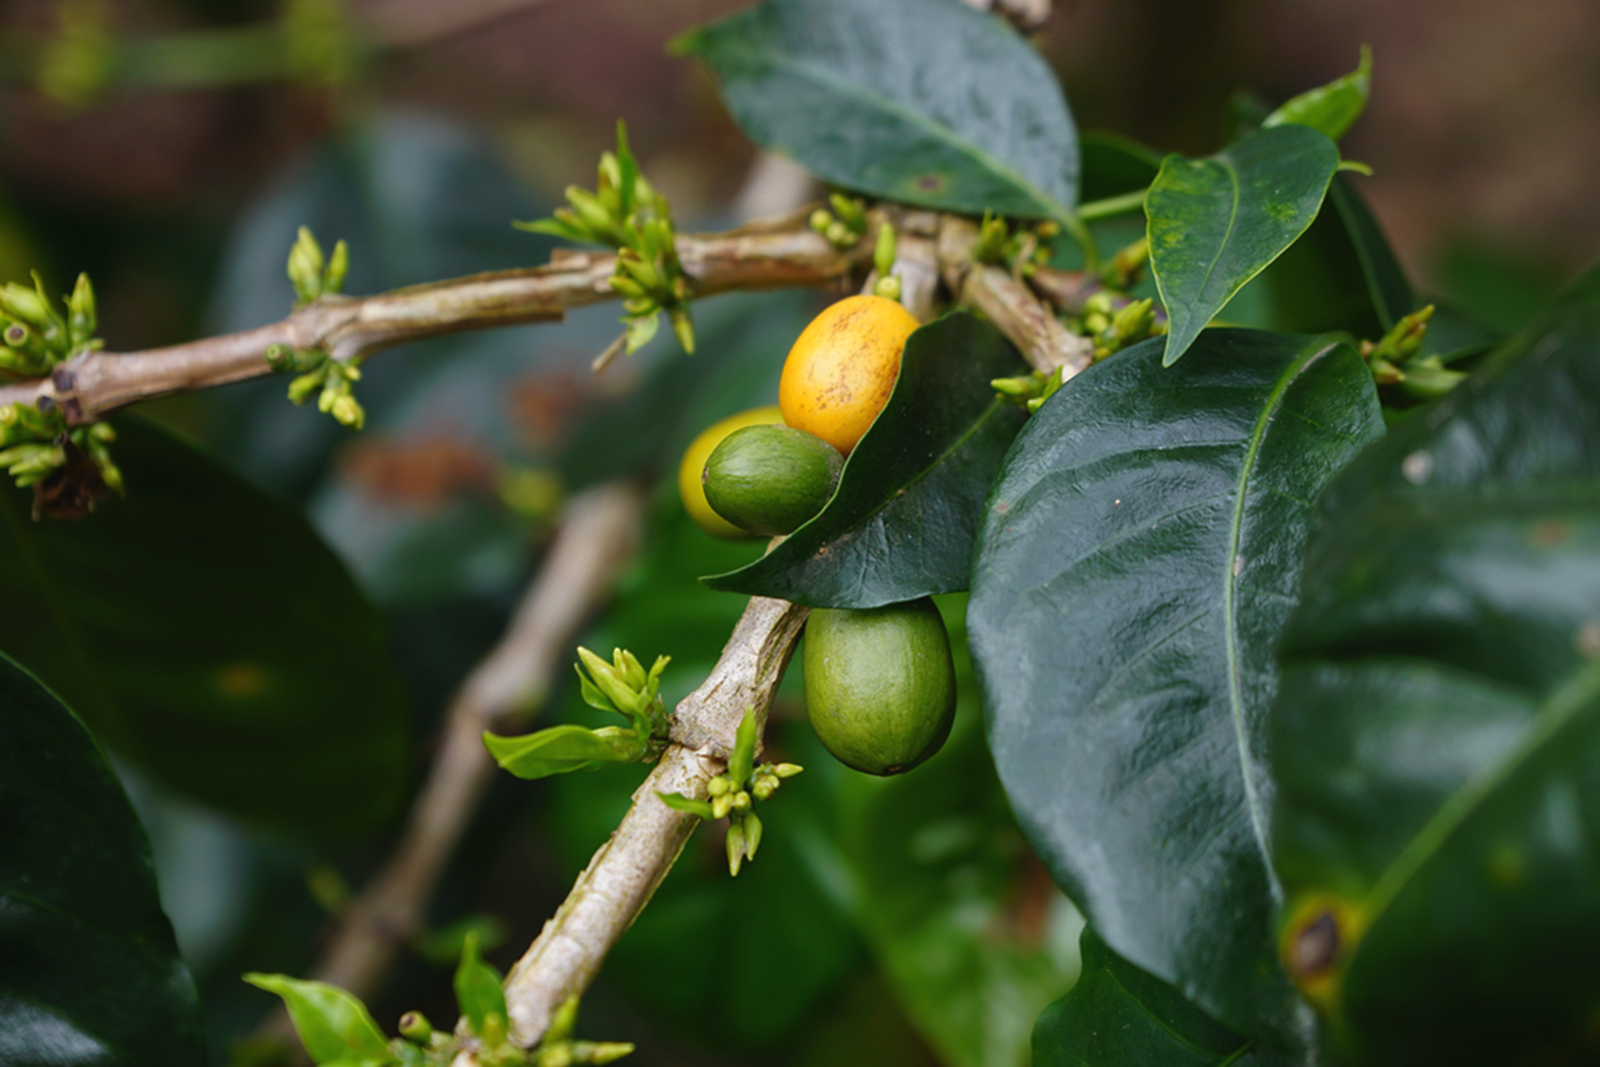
937 216 1093 376
463 596 808 1057
255 485 642 1050
0 215 866 424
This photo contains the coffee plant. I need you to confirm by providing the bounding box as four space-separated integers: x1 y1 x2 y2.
3 1 1594 1066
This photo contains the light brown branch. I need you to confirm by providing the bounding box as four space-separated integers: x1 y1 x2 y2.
474 596 808 1056
937 216 1093 377
1 216 865 424
276 485 641 1031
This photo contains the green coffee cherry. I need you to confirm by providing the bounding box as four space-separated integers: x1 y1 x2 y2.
802 597 957 776
702 424 843 537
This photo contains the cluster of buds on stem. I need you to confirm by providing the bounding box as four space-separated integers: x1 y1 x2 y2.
0 402 121 495
483 646 674 781
287 225 350 306
809 193 869 250
0 272 122 503
267 343 366 428
660 709 802 876
269 228 364 427
1078 291 1162 363
970 211 1059 277
517 122 694 356
1359 305 1464 400
1099 237 1149 291
0 271 99 377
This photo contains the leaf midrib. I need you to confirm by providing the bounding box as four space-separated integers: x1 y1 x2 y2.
726 41 1073 221
1354 655 1600 955
1222 340 1340 900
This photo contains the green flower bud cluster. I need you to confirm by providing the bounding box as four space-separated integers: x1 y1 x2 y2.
1358 305 1463 399
1098 236 1150 291
809 193 870 251
287 226 350 306
0 273 121 500
0 272 99 377
517 122 694 356
659 709 802 877
270 229 364 427
0 403 119 493
483 646 674 782
267 343 366 429
1078 292 1163 363
969 211 1059 277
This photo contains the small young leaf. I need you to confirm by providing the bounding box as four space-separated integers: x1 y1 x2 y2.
485 724 646 780
243 973 392 1065
454 931 508 1039
1147 125 1341 366
1264 46 1373 142
575 662 618 715
657 790 716 818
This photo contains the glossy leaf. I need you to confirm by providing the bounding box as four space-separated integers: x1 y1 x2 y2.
1034 930 1288 1067
483 724 646 780
838 598 1082 1067
675 0 1081 219
1147 126 1341 365
703 312 1027 607
243 974 391 1065
1324 175 1414 332
1270 266 1600 1065
1263 46 1372 142
0 653 205 1067
969 329 1384 1041
0 419 409 835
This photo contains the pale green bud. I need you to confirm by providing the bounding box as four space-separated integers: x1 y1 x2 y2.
323 239 349 295
66 273 96 345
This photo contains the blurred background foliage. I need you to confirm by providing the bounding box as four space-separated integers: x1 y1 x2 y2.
0 0 1590 1063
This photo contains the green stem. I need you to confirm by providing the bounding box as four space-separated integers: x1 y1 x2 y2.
1055 207 1100 272
1077 188 1148 223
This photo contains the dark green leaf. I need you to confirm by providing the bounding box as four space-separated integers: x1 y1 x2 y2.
703 312 1027 607
1270 265 1600 1065
0 653 206 1067
969 329 1384 1041
243 973 391 1066
484 724 645 780
1078 132 1162 202
676 0 1081 219
0 419 409 835
839 598 1081 1067
1147 126 1342 365
1243 175 1407 340
1263 46 1372 142
454 932 507 1038
1034 929 1288 1067
1324 175 1414 332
